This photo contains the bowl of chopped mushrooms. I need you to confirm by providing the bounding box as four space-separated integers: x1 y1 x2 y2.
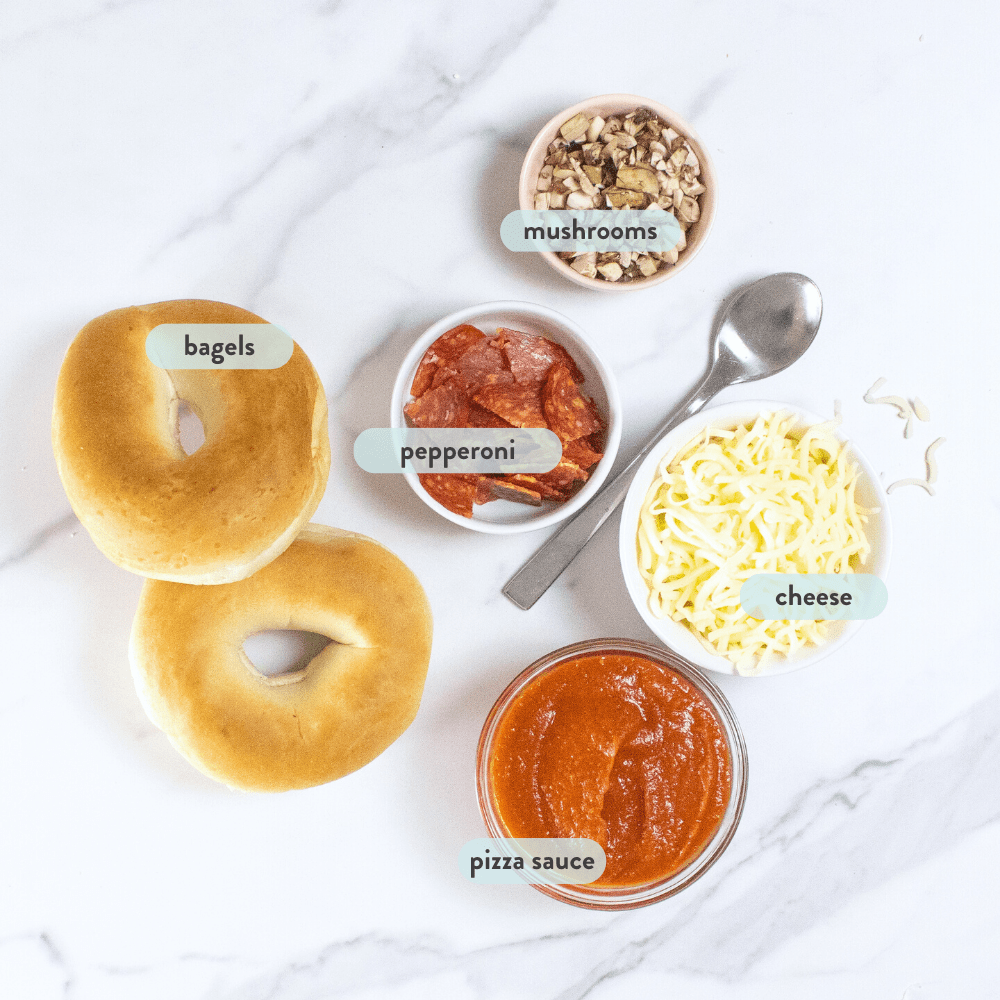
519 94 717 290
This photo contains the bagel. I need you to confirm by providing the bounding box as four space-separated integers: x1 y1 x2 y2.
52 300 330 584
129 524 434 791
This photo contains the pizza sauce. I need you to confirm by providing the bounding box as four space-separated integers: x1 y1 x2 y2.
488 652 732 887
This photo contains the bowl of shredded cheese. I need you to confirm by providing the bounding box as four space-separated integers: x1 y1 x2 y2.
619 401 891 676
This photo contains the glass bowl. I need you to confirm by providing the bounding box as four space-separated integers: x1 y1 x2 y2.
476 637 748 909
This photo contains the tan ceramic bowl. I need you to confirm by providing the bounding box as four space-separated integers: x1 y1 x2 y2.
518 94 717 292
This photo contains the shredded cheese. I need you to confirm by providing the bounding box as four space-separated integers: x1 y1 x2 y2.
864 376 911 429
886 477 934 495
925 436 944 484
636 411 874 675
863 377 887 399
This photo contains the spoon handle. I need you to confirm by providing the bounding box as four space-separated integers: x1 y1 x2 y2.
503 369 723 610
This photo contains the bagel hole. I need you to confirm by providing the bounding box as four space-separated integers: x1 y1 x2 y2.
176 399 205 455
242 630 332 681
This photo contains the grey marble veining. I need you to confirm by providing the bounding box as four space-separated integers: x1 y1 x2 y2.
2 689 994 998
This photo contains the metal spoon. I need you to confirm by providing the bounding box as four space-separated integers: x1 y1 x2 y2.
503 272 823 609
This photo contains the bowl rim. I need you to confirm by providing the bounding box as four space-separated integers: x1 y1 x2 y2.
518 93 718 292
618 400 893 676
390 300 622 533
476 637 749 910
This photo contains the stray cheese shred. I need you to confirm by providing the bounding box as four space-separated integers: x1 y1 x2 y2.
636 411 874 675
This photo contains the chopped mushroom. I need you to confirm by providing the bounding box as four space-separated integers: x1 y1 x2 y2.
559 112 590 142
570 252 598 279
534 106 706 283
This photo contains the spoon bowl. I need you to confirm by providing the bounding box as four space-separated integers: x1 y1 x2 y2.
716 273 823 382
503 273 824 609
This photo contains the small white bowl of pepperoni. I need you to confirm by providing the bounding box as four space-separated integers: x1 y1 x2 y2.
390 301 621 533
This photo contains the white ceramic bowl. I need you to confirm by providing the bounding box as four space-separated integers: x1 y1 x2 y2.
619 400 892 675
391 301 622 533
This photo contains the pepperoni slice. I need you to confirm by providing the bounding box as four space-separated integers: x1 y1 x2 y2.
536 459 588 494
485 478 543 506
434 339 513 394
403 380 470 428
475 477 497 505
542 364 603 441
467 401 514 429
419 473 481 517
563 437 603 470
505 474 564 501
473 382 548 428
410 325 485 398
493 328 585 385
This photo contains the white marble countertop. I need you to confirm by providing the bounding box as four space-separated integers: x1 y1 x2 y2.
2 1 998 997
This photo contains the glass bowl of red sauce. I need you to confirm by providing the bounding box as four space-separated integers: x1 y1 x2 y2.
476 638 748 909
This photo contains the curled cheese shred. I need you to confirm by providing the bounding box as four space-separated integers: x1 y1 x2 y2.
636 411 874 675
887 477 934 495
925 436 945 484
